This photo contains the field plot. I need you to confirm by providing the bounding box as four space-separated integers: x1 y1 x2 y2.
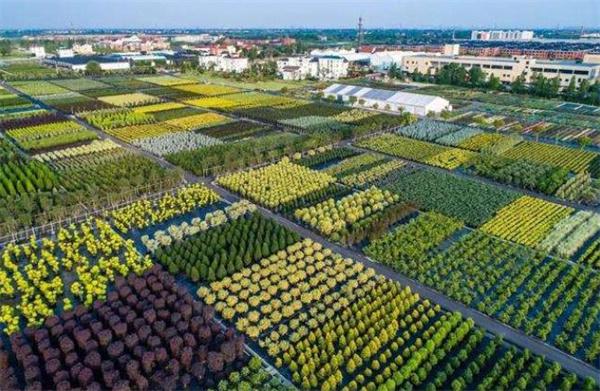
0 86 32 111
0 61 67 80
538 210 600 259
136 74 191 86
133 131 222 155
173 83 240 96
480 196 574 247
294 187 408 244
81 108 156 130
502 141 598 175
51 78 110 91
153 207 300 282
197 120 268 141
5 120 98 151
457 132 522 153
164 112 230 130
467 154 570 196
0 264 263 391
108 183 220 233
41 92 113 113
98 93 161 107
10 81 70 96
216 159 335 209
105 122 181 142
0 218 151 332
296 146 359 169
132 101 187 113
356 133 446 161
396 119 462 141
166 132 326 176
382 168 519 227
366 216 600 367
197 236 594 389
34 139 121 163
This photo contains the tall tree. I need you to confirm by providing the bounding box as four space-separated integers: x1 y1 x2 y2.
85 61 102 76
0 40 11 56
578 79 590 102
468 66 485 87
548 76 561 98
563 77 577 101
487 74 502 90
511 72 527 94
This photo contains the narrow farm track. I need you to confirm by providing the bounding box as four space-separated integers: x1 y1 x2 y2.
3 80 599 382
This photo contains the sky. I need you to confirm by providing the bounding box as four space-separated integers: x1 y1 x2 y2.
0 0 598 30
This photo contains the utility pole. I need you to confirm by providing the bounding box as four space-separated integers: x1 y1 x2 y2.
357 16 364 51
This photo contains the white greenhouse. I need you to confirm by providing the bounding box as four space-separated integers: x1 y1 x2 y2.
323 83 452 116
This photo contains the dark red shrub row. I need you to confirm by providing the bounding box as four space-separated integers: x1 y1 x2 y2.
0 265 247 391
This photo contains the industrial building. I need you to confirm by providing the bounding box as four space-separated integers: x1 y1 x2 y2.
471 30 534 41
323 83 451 116
197 55 249 73
43 56 130 72
277 55 348 80
402 52 600 88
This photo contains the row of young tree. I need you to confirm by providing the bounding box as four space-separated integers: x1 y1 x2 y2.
396 62 600 106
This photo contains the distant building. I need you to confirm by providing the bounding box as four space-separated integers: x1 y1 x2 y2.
323 83 451 116
198 55 249 73
29 46 46 58
57 48 74 58
43 56 130 72
276 57 317 80
72 44 94 55
402 51 600 88
442 44 460 56
172 34 219 43
471 30 534 41
276 55 348 80
583 54 600 64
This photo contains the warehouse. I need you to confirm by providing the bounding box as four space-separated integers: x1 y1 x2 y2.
43 56 130 72
323 83 451 116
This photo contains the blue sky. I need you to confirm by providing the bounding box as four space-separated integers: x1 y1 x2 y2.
1 0 598 29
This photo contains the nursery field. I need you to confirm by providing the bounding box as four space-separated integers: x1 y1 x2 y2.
357 119 600 205
0 70 599 389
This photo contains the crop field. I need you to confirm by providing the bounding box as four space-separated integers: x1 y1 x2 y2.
502 141 599 175
480 196 574 247
5 120 98 151
98 93 161 107
381 168 520 227
173 83 241 96
136 75 192 86
50 78 110 91
10 81 71 96
0 68 599 389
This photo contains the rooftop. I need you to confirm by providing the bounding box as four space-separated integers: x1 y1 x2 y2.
324 83 449 107
45 55 128 65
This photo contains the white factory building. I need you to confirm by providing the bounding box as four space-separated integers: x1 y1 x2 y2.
277 55 349 80
323 83 452 116
197 55 249 73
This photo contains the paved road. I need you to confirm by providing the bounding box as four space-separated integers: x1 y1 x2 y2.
3 80 599 381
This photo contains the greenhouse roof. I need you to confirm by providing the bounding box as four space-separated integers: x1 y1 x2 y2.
324 83 448 108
